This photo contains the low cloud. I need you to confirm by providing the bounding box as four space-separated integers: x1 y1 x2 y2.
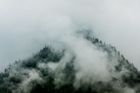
0 0 140 71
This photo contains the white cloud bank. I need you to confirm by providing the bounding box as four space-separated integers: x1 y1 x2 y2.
0 0 140 70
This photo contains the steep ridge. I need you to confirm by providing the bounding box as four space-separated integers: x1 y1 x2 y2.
0 31 140 93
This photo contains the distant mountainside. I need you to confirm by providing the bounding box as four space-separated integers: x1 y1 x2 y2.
0 30 140 93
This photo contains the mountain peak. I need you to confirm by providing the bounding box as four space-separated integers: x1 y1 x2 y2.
0 31 140 93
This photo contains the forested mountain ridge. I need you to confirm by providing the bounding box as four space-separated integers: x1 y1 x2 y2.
0 31 140 93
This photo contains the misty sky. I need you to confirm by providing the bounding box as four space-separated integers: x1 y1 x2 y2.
0 0 140 71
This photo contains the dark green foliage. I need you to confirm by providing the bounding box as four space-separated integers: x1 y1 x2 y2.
22 46 64 68
37 46 64 62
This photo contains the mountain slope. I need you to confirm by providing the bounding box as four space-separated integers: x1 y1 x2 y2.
0 31 140 93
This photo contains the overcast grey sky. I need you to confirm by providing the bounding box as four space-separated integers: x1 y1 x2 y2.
0 0 140 71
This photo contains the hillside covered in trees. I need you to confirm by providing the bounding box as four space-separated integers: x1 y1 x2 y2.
0 31 140 93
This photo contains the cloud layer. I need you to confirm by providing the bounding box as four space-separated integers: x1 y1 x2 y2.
0 0 140 70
